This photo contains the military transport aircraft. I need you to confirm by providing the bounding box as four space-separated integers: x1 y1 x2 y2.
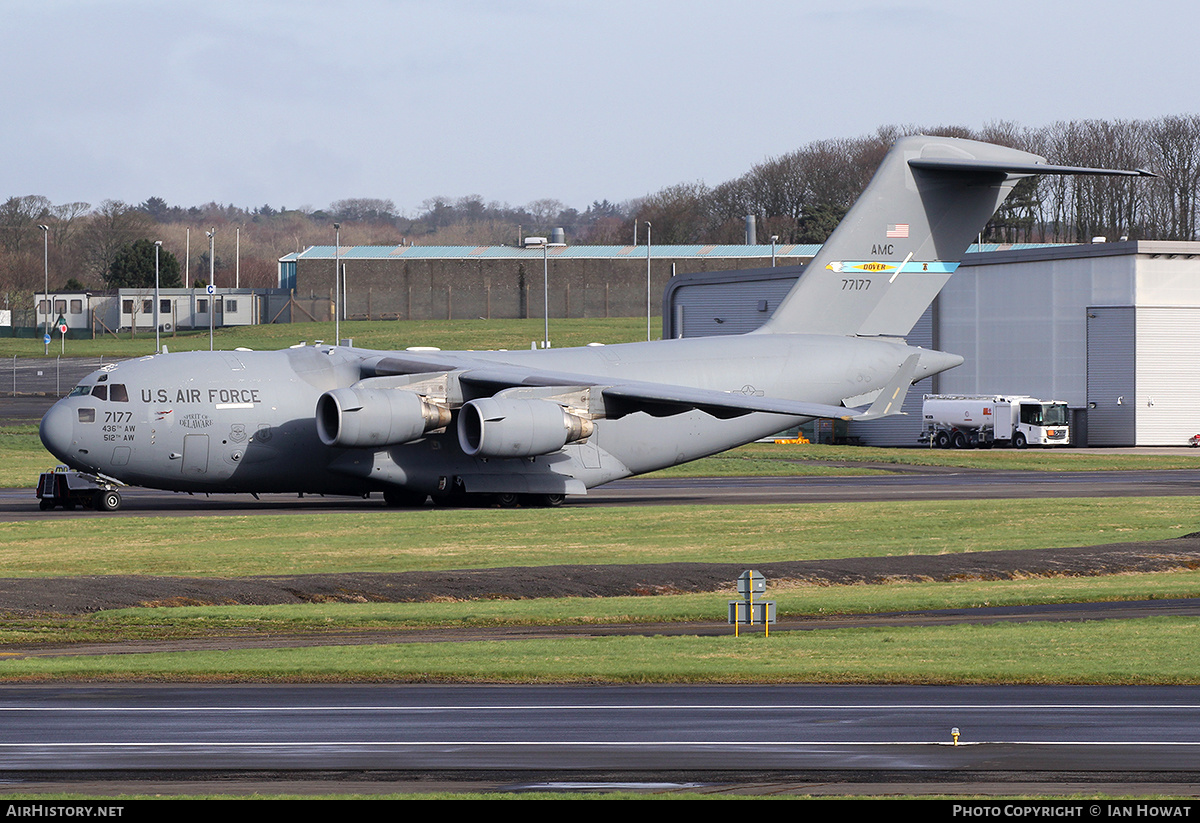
38 136 1150 510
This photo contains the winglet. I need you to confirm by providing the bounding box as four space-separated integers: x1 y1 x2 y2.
852 354 921 421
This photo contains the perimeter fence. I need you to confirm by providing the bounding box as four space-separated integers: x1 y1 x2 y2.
4 356 125 399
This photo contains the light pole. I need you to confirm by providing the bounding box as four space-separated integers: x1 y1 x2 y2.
235 227 241 289
771 235 779 267
154 241 162 354
333 223 341 345
206 228 215 351
645 221 652 342
543 240 550 348
537 237 566 348
38 225 49 355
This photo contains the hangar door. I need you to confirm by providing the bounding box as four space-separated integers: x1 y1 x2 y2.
1086 306 1135 446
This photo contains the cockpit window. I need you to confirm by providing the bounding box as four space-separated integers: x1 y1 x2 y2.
109 384 129 402
91 385 107 401
69 385 90 397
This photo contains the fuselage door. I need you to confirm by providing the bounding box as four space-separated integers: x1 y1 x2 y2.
182 434 209 475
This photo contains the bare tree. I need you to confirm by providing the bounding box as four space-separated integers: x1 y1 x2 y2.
1146 114 1200 240
78 200 152 281
0 195 51 254
633 182 714 245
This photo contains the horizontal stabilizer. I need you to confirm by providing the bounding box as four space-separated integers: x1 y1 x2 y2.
849 354 920 421
908 157 1157 178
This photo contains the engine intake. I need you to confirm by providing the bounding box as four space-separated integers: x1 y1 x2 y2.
316 388 451 448
457 397 594 458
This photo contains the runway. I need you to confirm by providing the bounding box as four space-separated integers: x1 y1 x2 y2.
1 684 1198 796
5 467 1200 520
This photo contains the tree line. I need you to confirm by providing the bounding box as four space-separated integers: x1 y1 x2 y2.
4 115 1200 318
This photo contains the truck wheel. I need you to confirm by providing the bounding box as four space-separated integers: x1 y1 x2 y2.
1013 432 1028 449
96 490 122 511
952 431 968 449
38 499 54 511
935 431 951 449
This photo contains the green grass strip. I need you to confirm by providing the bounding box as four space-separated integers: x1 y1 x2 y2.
0 317 652 359
0 497 1195 577
2 616 1198 684
0 569 1196 654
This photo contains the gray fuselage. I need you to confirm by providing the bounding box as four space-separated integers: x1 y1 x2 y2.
38 333 959 498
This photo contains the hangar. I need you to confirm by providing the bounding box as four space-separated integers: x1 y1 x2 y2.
664 240 1200 447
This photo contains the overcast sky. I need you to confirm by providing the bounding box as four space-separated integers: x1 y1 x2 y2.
5 0 1197 216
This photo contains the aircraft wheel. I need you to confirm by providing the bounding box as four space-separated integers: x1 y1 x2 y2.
1013 432 1028 449
523 493 565 508
96 490 122 512
494 492 520 508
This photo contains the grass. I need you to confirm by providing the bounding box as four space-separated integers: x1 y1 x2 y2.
0 495 1196 683
4 617 1200 684
0 497 1195 577
647 442 1200 475
0 317 653 359
0 568 1191 649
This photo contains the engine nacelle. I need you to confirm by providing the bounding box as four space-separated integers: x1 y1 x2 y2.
316 388 451 448
457 397 594 458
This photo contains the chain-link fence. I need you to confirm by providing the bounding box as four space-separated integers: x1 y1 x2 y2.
4 356 125 399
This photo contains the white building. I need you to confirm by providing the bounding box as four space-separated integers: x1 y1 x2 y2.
35 288 269 336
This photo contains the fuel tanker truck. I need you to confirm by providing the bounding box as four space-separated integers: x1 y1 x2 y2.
920 394 1070 449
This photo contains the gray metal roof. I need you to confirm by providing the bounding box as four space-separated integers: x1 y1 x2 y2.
288 241 1069 262
295 243 822 260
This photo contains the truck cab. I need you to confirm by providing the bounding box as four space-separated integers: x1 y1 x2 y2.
1012 399 1070 447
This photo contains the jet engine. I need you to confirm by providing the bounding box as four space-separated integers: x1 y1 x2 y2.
316 388 451 448
457 397 594 458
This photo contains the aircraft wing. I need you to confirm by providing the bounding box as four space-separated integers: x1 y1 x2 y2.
360 349 918 422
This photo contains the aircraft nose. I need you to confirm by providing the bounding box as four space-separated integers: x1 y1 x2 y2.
39 400 76 464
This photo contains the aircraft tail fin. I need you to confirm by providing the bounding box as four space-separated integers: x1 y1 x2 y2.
754 135 1154 338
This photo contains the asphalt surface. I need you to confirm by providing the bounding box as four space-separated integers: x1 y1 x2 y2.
4 684 1200 797
4 468 1200 520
